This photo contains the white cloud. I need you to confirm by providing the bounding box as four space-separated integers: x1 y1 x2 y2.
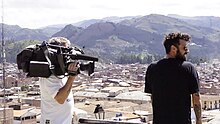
1 0 220 29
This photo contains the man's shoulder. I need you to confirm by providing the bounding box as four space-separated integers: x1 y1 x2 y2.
182 61 194 67
149 59 168 67
148 61 159 68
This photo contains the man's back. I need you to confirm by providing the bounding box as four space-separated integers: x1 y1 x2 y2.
145 58 199 124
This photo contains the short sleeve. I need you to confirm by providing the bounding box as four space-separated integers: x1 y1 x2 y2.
188 64 200 94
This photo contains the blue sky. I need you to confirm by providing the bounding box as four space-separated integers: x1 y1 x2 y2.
1 0 220 29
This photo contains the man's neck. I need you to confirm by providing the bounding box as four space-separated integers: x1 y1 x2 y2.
166 54 175 59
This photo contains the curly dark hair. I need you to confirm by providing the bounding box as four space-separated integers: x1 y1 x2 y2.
163 32 191 54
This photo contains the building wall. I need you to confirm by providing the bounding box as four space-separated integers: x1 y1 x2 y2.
21 98 41 108
201 95 220 110
0 108 13 124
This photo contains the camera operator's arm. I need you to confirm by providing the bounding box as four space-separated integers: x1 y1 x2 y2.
54 63 78 104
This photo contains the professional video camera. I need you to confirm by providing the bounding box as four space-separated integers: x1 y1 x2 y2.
17 41 98 78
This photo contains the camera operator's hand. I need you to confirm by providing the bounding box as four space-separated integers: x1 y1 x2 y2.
67 62 80 76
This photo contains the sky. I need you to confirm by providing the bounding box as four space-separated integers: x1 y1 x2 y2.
1 0 220 29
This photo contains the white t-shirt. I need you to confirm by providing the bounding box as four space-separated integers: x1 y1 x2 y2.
39 76 74 124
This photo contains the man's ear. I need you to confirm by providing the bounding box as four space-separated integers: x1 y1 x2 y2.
171 45 177 52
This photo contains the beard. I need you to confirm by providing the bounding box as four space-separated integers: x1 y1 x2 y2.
175 49 187 61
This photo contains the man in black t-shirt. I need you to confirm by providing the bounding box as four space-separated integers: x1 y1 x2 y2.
145 32 202 124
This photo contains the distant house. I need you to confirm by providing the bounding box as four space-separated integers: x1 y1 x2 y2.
0 108 13 124
101 87 128 97
200 83 220 95
201 95 220 110
107 79 122 84
13 108 40 124
21 97 41 107
115 91 151 104
0 89 14 97
119 82 130 87
5 75 18 88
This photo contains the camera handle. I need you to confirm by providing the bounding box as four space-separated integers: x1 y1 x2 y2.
41 44 64 79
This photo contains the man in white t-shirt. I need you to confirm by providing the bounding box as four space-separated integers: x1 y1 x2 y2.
39 37 78 124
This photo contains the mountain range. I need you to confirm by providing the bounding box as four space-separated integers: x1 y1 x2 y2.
1 14 220 63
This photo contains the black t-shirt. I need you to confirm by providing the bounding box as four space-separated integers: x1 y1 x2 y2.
145 58 199 124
